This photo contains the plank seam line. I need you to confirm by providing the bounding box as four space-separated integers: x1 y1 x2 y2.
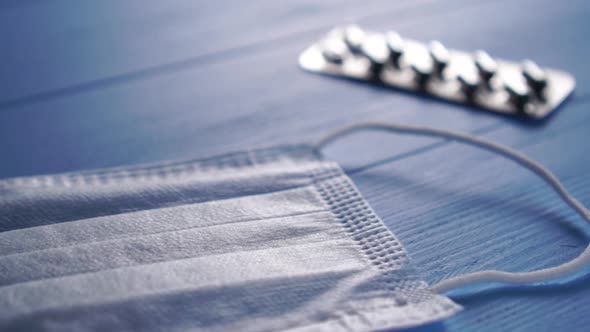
347 101 590 176
0 0 496 112
346 121 505 175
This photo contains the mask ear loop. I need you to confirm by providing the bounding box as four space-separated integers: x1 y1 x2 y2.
314 121 590 294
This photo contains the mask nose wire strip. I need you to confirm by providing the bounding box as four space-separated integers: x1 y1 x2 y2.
313 122 590 294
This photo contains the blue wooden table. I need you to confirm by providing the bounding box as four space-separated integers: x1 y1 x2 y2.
1 1 589 330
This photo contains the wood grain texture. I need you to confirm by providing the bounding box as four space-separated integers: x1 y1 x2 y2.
1 0 589 331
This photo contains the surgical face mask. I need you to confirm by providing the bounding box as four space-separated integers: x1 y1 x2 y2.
1 122 588 332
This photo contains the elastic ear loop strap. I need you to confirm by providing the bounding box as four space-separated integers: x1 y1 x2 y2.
314 122 590 294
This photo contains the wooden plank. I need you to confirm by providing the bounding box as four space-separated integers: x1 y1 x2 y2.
0 0 447 104
1 0 587 178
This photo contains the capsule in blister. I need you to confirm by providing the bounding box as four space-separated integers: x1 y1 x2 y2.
361 35 390 80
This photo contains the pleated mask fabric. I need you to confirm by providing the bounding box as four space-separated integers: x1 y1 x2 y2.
0 144 461 332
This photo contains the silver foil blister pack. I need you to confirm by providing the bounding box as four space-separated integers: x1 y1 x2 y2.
299 25 575 119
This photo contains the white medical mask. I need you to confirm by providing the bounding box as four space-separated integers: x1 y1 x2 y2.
0 122 588 332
